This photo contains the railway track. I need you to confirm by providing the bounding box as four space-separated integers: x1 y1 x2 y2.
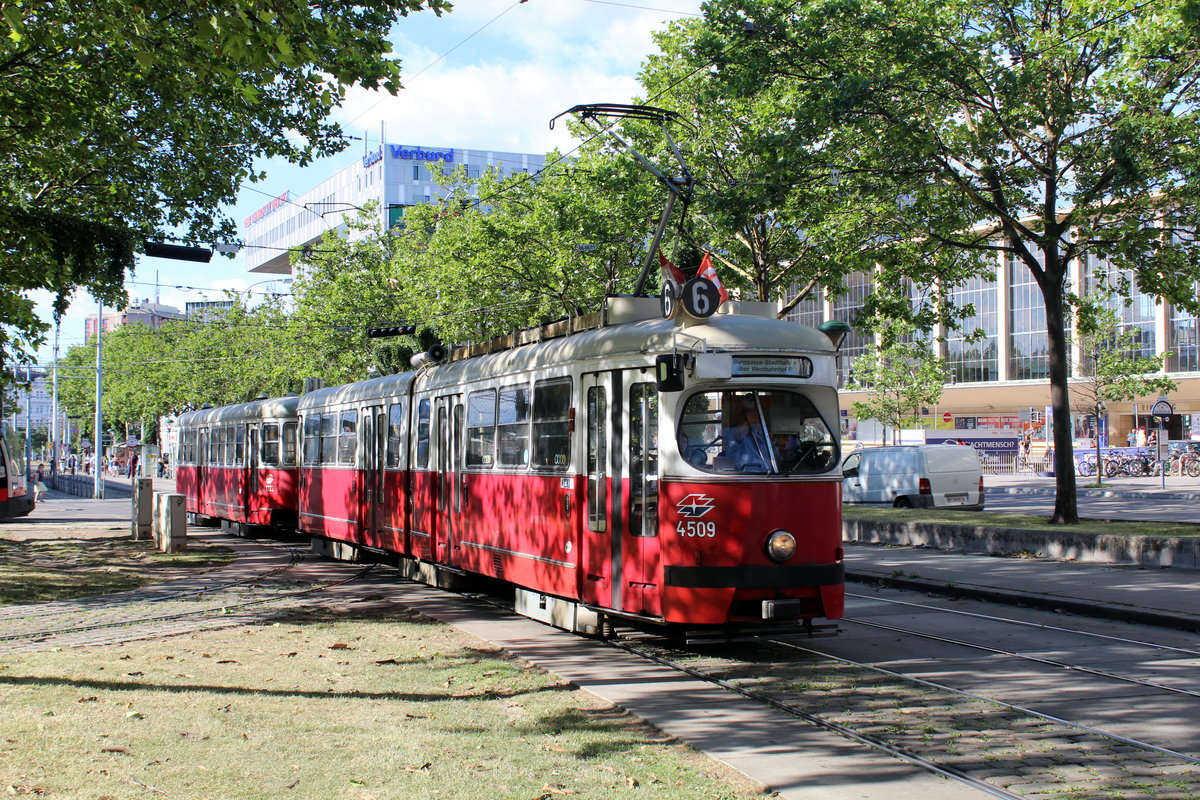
583 579 1200 800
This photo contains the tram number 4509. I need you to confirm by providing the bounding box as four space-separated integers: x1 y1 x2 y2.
677 520 717 537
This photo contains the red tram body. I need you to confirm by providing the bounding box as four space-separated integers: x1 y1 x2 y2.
180 297 845 634
175 396 300 532
0 436 34 518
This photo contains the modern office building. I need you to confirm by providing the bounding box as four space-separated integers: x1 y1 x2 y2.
3 366 59 442
185 300 237 321
786 249 1200 444
244 142 547 275
83 299 185 341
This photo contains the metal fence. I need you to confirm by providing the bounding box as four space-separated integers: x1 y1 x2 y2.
979 452 1052 475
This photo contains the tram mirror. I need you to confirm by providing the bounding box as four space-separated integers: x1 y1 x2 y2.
655 354 686 392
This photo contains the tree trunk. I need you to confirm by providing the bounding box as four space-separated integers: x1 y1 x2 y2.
1044 277 1079 523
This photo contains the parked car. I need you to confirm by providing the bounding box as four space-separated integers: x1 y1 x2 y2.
841 444 985 510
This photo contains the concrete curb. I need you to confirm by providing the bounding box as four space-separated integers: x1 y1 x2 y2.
843 517 1200 568
988 485 1200 501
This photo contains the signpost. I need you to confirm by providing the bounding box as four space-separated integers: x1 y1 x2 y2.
1151 395 1173 489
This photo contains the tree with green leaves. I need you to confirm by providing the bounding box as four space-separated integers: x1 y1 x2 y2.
386 154 659 345
689 0 1200 523
0 0 449 364
638 21 864 313
55 297 310 435
1072 302 1176 483
848 323 946 443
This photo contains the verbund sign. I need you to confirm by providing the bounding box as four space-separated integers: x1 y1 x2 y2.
388 144 454 163
244 191 291 228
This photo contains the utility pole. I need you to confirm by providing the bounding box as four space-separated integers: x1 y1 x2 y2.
94 299 104 499
24 361 31 482
51 320 58 475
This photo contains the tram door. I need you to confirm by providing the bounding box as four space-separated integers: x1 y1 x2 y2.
246 424 259 519
580 371 661 617
196 427 209 510
360 405 387 544
433 395 464 567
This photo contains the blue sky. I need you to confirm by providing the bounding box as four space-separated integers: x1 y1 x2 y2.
32 0 703 363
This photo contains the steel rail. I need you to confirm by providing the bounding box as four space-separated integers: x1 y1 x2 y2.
769 637 1200 765
841 616 1200 700
846 591 1200 657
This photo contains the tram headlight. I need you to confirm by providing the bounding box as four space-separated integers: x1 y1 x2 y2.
765 530 797 563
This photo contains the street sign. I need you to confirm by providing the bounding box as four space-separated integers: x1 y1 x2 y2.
80 438 91 449
942 412 953 423
1151 398 1174 417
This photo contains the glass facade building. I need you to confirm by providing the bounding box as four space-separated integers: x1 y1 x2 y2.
244 143 547 275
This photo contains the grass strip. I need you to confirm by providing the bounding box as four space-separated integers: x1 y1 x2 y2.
0 612 759 800
843 507 1200 538
0 535 236 606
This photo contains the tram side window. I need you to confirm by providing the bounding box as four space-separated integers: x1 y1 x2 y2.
532 379 571 471
386 402 405 468
497 385 530 468
262 423 280 466
208 427 220 465
415 399 431 469
282 422 297 466
629 383 658 537
225 426 237 466
466 389 496 468
319 413 337 465
338 411 357 465
234 424 246 466
303 415 321 465
586 386 607 532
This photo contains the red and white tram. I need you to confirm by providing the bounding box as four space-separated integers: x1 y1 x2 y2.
0 435 34 518
296 296 845 635
175 395 300 532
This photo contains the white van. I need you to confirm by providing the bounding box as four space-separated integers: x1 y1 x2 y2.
841 445 985 510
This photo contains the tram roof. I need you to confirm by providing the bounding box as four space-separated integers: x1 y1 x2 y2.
298 302 836 410
177 394 301 426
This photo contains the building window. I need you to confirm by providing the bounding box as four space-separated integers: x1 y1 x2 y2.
1086 254 1156 360
1169 292 1200 373
1009 253 1051 381
412 165 420 181
945 274 999 382
833 272 873 388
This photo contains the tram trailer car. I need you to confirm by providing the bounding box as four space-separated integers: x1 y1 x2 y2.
298 296 845 636
0 436 34 518
175 395 300 533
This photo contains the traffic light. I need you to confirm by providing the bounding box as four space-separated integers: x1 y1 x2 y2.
143 241 213 262
367 324 418 338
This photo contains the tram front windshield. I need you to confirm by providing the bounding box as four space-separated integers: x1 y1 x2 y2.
677 390 837 475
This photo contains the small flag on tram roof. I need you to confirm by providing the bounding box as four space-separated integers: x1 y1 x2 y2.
659 250 687 285
698 252 730 303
